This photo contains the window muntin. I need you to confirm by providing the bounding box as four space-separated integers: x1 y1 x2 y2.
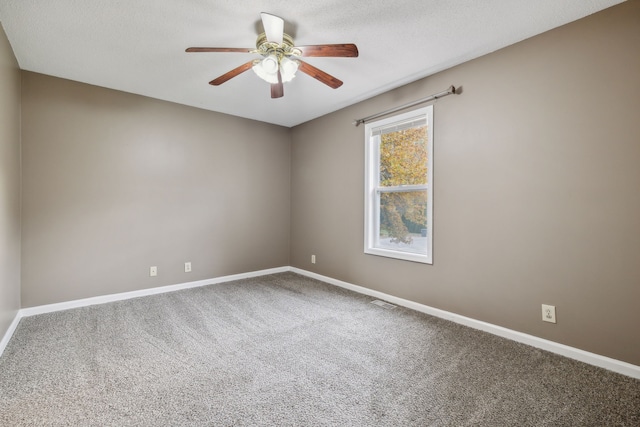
364 106 433 264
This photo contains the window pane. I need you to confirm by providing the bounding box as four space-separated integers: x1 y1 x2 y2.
379 126 427 186
378 190 427 254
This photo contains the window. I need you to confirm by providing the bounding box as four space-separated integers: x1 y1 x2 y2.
364 106 433 264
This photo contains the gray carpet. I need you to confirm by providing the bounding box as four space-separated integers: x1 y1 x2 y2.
0 272 638 426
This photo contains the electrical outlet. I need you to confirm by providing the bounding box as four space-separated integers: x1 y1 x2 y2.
542 304 556 323
185 262 192 273
311 255 316 264
150 266 158 277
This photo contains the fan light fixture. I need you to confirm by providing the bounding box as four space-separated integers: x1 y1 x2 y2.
252 54 299 84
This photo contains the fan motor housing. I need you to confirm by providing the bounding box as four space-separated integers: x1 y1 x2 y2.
255 33 300 58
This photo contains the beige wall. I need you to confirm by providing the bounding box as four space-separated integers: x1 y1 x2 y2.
0 24 21 338
290 1 640 365
21 72 291 307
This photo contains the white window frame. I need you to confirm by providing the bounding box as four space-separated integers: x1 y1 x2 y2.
364 106 433 264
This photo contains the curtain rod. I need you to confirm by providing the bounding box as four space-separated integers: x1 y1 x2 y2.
352 85 457 126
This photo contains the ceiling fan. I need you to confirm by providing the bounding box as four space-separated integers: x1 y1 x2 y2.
186 13 358 99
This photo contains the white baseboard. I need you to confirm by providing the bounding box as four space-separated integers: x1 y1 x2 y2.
0 310 23 357
19 266 290 317
2 265 639 380
291 267 640 380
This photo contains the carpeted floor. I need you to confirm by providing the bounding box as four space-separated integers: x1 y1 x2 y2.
0 272 638 426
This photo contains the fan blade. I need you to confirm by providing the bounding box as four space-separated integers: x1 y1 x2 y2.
271 70 284 98
298 60 343 89
186 47 254 53
261 12 284 45
209 60 255 86
296 44 359 57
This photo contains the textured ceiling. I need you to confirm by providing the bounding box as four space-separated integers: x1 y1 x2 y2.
0 0 624 127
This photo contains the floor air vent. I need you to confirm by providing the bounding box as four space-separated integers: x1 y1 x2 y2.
370 300 397 309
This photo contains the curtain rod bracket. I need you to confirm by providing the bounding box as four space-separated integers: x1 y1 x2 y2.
353 85 457 126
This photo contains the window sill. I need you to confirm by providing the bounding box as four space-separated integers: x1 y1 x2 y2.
365 247 432 264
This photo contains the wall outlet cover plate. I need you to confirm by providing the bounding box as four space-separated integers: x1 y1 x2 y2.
542 304 556 323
